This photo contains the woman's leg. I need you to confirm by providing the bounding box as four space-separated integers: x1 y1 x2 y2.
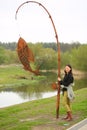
63 91 72 120
63 91 71 112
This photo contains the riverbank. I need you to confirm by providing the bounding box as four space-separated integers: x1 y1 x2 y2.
0 88 87 130
0 64 47 89
0 64 87 89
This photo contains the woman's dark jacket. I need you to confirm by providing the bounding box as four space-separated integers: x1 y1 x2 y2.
59 72 74 92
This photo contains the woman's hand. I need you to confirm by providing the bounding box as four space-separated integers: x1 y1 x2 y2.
58 77 61 81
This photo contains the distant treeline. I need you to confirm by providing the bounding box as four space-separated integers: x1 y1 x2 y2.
0 42 16 51
0 41 87 71
0 41 81 52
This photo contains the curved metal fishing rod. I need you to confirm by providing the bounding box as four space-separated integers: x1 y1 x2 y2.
15 1 61 118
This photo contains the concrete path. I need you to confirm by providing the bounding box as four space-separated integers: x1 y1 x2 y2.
67 118 87 130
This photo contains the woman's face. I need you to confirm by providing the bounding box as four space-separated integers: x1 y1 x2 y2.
65 66 71 73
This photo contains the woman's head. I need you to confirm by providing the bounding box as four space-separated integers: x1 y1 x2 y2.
64 64 72 73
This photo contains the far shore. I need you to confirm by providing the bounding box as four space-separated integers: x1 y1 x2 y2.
0 64 87 79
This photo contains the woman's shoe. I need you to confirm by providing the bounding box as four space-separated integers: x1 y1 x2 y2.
66 111 73 121
62 112 69 120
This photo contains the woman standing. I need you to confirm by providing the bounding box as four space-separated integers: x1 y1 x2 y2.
58 64 74 121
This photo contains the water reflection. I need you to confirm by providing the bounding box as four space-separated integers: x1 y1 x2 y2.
0 72 58 108
0 91 57 108
0 71 87 108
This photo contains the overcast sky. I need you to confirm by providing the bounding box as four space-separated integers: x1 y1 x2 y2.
0 0 87 43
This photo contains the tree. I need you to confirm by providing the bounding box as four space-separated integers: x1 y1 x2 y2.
70 45 87 70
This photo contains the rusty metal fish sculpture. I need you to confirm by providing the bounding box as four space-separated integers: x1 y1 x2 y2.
17 37 40 75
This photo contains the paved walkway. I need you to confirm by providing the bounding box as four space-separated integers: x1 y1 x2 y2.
67 118 87 130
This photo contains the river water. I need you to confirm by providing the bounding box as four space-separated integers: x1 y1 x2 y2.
0 88 57 108
0 71 86 108
0 71 58 108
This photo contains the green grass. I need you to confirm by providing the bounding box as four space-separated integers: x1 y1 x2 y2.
0 65 87 129
0 65 46 89
0 88 87 130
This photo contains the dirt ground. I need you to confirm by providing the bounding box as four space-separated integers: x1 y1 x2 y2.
20 114 80 130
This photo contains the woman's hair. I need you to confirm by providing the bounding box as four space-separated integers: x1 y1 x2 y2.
64 64 73 74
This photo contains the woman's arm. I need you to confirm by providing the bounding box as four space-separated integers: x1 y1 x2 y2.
58 74 74 87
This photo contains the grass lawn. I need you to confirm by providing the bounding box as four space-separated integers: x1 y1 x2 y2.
0 88 87 130
0 65 46 89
